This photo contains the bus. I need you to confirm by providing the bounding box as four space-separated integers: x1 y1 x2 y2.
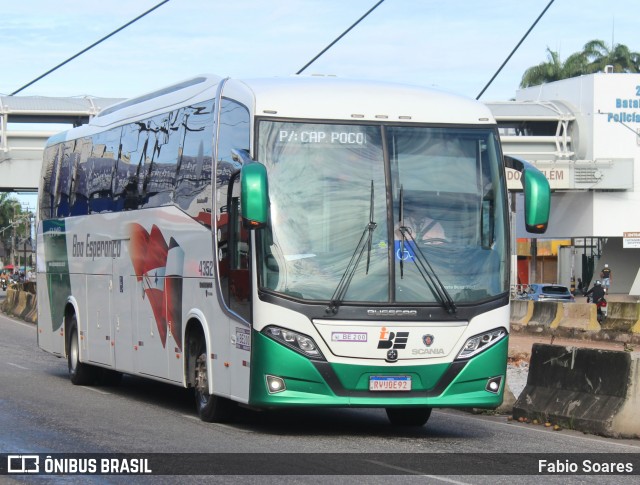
37 75 550 426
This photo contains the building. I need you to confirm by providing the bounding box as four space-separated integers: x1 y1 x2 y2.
486 72 640 295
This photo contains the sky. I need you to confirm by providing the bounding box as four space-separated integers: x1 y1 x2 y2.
2 0 639 207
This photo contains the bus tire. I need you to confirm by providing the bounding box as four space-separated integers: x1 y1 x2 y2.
67 315 97 385
385 407 432 426
194 343 235 423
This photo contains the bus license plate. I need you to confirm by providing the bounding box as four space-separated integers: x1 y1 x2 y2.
369 376 411 391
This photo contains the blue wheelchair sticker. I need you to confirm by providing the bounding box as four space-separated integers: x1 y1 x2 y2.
394 240 416 262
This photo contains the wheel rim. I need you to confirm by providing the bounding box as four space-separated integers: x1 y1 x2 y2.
70 332 79 372
195 353 209 403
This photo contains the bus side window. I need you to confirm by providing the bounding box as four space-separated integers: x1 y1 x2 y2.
115 123 143 211
41 143 62 220
70 140 90 216
175 101 215 221
140 110 183 209
55 141 75 218
86 129 119 214
87 157 115 213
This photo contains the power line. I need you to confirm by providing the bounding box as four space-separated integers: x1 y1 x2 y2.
476 0 555 100
297 0 386 75
10 0 171 96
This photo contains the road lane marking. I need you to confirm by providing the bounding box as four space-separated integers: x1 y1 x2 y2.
0 317 35 329
435 410 640 450
7 362 29 370
82 386 110 395
363 459 472 484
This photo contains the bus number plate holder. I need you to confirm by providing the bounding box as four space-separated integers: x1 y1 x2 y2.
369 376 411 391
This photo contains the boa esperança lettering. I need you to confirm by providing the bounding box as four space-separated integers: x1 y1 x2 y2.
72 234 123 260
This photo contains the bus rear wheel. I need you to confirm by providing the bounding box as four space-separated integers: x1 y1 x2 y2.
67 315 97 385
385 407 432 426
194 350 235 423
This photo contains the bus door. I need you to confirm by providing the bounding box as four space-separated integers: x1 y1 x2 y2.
132 240 170 379
215 173 250 400
84 272 113 367
111 257 135 373
227 186 251 401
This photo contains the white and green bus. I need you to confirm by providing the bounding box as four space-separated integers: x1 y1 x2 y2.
37 75 549 426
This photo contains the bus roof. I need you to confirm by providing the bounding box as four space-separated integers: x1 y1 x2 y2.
46 74 496 146
234 75 496 125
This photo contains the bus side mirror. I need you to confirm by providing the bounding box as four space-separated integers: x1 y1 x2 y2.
240 162 269 229
504 155 550 234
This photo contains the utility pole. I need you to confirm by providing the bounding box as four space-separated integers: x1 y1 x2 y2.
10 209 16 268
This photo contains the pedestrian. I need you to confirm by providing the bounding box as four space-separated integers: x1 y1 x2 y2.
600 264 612 290
576 278 584 295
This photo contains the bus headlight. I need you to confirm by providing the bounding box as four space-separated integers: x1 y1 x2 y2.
263 326 326 361
455 328 507 360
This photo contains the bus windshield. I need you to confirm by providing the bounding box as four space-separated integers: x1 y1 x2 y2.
257 121 508 305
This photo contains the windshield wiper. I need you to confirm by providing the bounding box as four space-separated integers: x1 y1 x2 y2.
326 181 377 315
397 186 457 314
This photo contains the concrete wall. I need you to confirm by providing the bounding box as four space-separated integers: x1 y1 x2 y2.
510 300 640 334
0 284 37 323
513 343 640 438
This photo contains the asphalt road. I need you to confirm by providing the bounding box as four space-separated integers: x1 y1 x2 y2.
0 304 639 485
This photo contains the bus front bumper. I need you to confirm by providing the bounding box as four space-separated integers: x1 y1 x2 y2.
249 331 508 409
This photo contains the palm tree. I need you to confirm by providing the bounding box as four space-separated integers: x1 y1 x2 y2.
0 194 24 266
520 40 640 88
0 193 19 230
520 48 588 87
582 40 639 73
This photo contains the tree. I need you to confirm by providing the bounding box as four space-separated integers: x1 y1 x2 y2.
0 194 25 266
520 48 588 87
582 40 639 74
520 40 640 88
0 194 20 231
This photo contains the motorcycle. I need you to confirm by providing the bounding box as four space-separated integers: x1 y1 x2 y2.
596 298 608 324
586 293 607 324
1 279 6 291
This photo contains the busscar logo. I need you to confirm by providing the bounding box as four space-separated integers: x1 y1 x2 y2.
377 327 409 349
367 309 417 317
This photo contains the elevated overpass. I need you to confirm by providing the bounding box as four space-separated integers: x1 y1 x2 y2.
2 92 632 193
0 96 122 191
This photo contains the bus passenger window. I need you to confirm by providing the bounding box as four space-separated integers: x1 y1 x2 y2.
175 101 215 221
140 110 183 209
55 142 75 218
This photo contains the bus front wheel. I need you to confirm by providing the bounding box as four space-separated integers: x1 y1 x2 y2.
194 350 235 423
385 407 432 426
67 315 97 385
